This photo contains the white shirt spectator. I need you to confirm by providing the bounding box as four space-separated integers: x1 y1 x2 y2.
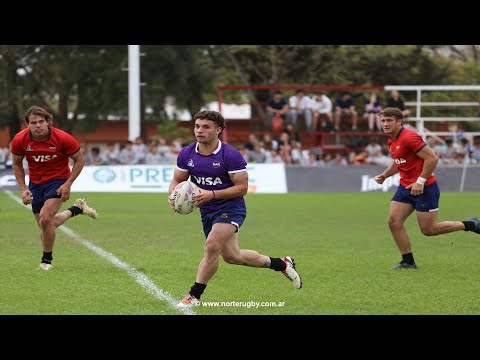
309 94 332 114
289 94 311 111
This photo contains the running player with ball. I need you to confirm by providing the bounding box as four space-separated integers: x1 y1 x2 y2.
168 110 302 307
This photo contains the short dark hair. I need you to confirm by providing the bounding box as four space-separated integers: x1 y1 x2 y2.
193 110 225 138
24 105 53 124
379 107 404 120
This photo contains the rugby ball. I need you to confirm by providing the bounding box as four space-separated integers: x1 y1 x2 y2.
172 181 199 214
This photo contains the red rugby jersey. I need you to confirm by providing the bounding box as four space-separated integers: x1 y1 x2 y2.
388 127 436 187
10 127 80 184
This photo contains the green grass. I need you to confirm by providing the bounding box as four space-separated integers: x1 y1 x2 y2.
1 191 480 315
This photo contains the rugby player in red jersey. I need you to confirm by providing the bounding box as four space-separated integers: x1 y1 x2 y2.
375 107 479 269
10 106 98 270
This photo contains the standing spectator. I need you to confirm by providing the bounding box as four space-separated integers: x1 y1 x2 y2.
309 91 333 131
335 92 358 131
265 90 289 132
287 88 312 130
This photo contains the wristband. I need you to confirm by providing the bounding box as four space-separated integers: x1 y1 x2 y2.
416 177 427 185
212 190 215 199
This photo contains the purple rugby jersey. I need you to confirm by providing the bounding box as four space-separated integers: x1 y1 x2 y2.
176 141 247 214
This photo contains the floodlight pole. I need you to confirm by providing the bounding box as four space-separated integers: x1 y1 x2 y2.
128 45 141 141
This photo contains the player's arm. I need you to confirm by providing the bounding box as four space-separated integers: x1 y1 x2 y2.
168 168 190 210
193 170 249 207
56 150 85 202
375 160 398 184
415 145 439 180
223 171 249 198
12 153 31 205
406 145 439 195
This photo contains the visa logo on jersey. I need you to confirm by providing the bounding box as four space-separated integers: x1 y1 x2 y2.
192 175 223 186
32 155 58 162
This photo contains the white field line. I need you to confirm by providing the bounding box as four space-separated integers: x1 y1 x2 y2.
5 190 196 315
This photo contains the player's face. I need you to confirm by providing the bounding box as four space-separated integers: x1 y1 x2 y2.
194 119 220 144
380 116 402 137
27 114 50 139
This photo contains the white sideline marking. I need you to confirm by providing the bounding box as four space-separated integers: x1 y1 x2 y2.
5 190 196 315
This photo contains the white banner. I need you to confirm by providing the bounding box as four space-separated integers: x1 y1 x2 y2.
71 164 287 194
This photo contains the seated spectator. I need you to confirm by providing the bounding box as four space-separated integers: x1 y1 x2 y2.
132 136 147 164
330 153 349 166
118 140 138 165
90 146 106 165
244 133 259 151
248 144 267 163
284 123 301 146
470 138 480 164
265 149 284 163
439 138 460 164
309 91 333 132
260 133 278 152
265 90 289 132
365 137 390 165
0 143 9 169
102 142 120 165
364 91 382 132
287 88 312 131
80 143 92 165
386 90 410 118
335 92 358 131
456 137 472 164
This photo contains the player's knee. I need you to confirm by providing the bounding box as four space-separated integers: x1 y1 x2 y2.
222 254 239 264
38 215 54 229
204 241 222 257
388 217 402 230
420 226 438 236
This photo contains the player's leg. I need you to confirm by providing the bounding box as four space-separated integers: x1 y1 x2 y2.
389 201 415 253
37 197 64 270
414 182 473 235
221 230 269 267
389 200 417 269
221 231 302 289
197 222 236 285
417 211 466 235
177 221 234 306
52 198 98 228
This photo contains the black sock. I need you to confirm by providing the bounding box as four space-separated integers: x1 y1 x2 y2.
269 257 287 271
42 251 53 264
68 206 83 217
462 221 475 231
189 282 207 300
402 253 415 265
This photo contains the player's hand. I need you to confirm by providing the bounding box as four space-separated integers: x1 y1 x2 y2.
192 189 213 207
374 174 386 184
21 189 32 205
406 182 424 196
56 184 71 202
168 192 176 211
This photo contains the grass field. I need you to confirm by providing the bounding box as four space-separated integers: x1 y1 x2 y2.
1 190 480 315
